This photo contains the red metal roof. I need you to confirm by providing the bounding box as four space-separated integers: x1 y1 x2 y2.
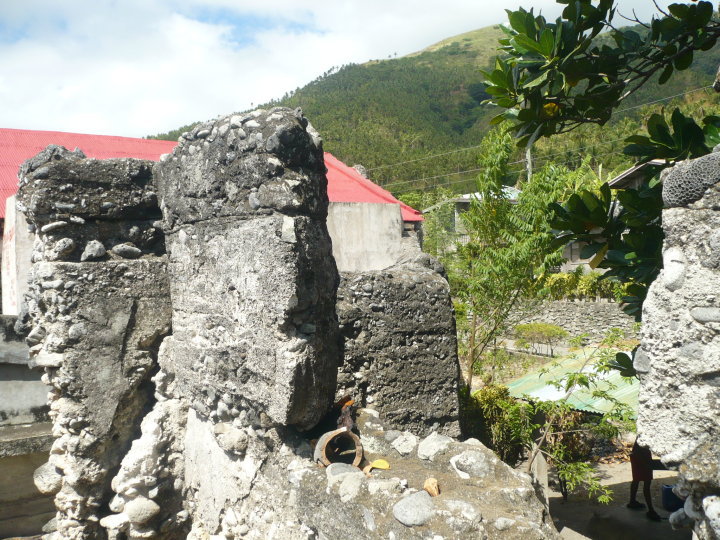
0 129 176 219
324 152 423 222
0 128 422 222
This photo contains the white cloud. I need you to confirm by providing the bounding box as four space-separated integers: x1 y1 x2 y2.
0 0 678 137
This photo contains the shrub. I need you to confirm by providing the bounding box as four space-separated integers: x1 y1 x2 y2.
460 385 533 466
541 269 632 302
514 322 568 356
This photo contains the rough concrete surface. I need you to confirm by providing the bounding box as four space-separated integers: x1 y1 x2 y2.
326 202 405 272
639 151 720 539
155 107 340 430
12 108 555 540
17 147 171 540
337 253 461 437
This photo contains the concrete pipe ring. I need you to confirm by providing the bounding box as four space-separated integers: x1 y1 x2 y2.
313 427 363 467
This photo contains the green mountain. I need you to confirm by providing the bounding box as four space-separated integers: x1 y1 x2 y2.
150 23 720 195
150 26 506 189
266 26 506 188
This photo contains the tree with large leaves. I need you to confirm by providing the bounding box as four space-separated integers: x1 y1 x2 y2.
484 0 720 321
484 0 720 146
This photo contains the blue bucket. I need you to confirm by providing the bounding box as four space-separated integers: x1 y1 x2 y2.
662 484 684 512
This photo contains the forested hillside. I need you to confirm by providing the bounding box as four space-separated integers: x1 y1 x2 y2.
149 23 720 195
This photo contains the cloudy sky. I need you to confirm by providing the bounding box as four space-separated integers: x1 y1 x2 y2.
0 0 676 138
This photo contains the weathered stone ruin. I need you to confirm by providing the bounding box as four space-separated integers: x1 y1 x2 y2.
16 146 172 539
155 108 340 431
337 261 460 437
638 150 720 539
14 108 557 539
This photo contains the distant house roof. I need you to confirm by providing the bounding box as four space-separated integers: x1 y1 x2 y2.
422 186 521 213
0 128 422 222
608 159 666 190
506 354 639 417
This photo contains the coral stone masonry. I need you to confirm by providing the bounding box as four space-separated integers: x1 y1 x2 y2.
14 108 557 539
155 107 340 430
638 150 720 539
16 145 172 539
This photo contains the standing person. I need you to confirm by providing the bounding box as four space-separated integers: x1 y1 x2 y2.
627 440 661 521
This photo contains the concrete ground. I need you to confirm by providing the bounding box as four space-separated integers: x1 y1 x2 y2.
549 461 692 540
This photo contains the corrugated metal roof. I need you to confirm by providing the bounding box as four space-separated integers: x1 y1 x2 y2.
0 129 176 219
505 354 638 417
607 159 666 190
0 129 422 222
324 152 423 222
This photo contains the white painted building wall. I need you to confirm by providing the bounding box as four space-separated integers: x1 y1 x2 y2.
2 196 34 315
326 202 407 272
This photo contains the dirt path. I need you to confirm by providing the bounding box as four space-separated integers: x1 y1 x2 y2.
548 461 692 540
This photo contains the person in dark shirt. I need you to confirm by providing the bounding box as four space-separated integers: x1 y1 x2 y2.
627 440 661 521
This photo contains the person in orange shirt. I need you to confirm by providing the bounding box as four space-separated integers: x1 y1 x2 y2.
627 440 661 521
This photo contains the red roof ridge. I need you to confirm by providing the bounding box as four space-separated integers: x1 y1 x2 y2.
323 152 423 222
0 129 421 222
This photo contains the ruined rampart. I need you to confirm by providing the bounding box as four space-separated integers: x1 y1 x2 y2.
15 108 556 539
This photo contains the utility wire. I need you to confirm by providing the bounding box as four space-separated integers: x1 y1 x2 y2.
366 144 486 172
614 85 711 113
382 137 626 189
383 137 627 190
370 84 714 180
397 148 623 194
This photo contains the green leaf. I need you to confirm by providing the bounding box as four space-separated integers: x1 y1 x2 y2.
580 243 603 259
589 244 609 269
507 9 528 34
668 3 689 19
495 97 517 108
624 143 664 158
539 28 555 56
599 182 611 208
624 135 651 145
703 115 720 148
658 63 674 85
513 34 546 55
608 352 637 378
605 250 630 264
646 114 674 147
485 85 509 97
524 70 549 89
700 37 717 51
695 1 713 26
674 50 693 70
